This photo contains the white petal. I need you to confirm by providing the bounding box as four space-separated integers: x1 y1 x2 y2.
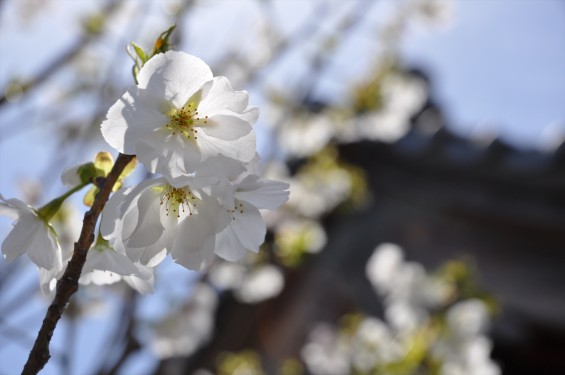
181 156 245 189
136 129 201 180
132 262 154 280
2 215 37 262
198 76 251 115
116 179 165 241
82 248 140 276
214 225 246 262
230 203 266 252
123 270 155 294
101 87 168 154
141 248 168 268
201 114 252 141
38 267 59 295
125 187 164 248
171 199 218 270
0 203 19 221
100 187 130 240
196 128 256 163
172 235 215 271
26 223 62 271
80 270 122 286
137 51 213 109
125 201 175 266
235 176 290 210
61 164 82 187
0 194 34 217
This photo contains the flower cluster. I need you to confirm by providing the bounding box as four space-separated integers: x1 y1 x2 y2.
100 51 289 272
0 51 288 293
301 243 500 375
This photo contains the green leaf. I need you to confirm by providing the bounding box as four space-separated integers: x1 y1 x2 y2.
130 42 148 64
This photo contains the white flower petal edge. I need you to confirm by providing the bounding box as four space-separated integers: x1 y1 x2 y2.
137 51 213 109
0 194 63 273
79 242 155 294
213 173 290 263
101 51 258 184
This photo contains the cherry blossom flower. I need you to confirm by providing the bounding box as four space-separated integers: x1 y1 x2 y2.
211 172 289 262
101 176 223 271
101 51 258 183
0 194 63 274
101 154 289 270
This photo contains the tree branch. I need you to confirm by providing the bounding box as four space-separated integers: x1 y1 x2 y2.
0 0 120 107
21 153 136 375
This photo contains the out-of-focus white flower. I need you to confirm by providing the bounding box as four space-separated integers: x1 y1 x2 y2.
366 243 404 294
437 336 500 375
276 218 327 255
234 265 284 304
356 110 411 143
0 194 63 276
151 283 218 358
382 75 428 114
367 243 454 335
302 324 350 375
385 301 428 335
288 168 351 218
367 243 452 309
60 164 83 187
435 300 499 375
338 74 427 143
446 299 489 339
101 51 258 183
209 261 284 304
279 114 335 158
537 120 565 153
208 261 247 290
350 317 403 371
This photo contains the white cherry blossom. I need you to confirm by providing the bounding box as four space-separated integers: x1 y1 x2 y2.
101 51 258 183
101 171 227 271
0 194 63 274
212 171 290 263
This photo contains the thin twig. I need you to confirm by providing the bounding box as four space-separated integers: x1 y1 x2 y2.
0 0 120 107
21 153 136 375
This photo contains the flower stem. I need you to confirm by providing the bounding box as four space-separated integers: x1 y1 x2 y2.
36 183 87 222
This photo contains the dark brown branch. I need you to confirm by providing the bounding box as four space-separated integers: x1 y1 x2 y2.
21 153 136 375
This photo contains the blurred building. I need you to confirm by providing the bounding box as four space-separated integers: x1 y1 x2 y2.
153 83 565 375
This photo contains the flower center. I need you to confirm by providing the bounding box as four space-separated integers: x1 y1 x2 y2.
165 102 208 141
159 185 198 218
228 200 245 220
